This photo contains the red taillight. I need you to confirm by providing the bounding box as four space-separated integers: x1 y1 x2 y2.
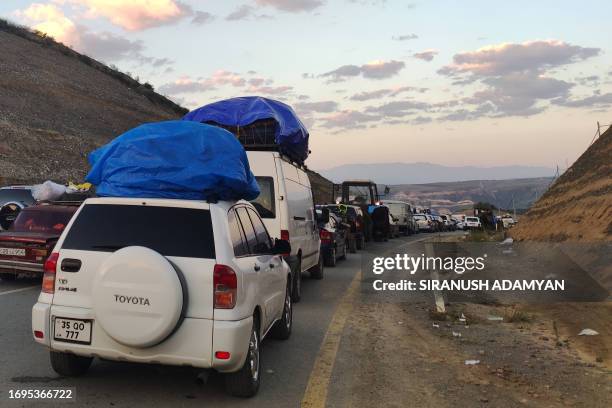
34 330 44 339
215 351 231 360
320 229 333 244
214 264 237 309
42 252 59 294
280 230 290 241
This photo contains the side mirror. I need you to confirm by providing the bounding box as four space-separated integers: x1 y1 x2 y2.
273 239 291 256
316 207 330 224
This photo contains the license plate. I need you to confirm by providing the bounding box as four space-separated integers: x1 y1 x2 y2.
0 247 25 257
53 318 92 344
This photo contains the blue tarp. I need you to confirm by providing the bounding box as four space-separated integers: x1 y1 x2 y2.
86 121 260 201
182 96 309 164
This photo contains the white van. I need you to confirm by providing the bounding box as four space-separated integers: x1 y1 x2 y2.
379 200 413 235
246 151 322 302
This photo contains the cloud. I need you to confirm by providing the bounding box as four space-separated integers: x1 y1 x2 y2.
437 40 600 119
321 60 405 82
209 70 246 87
226 5 254 20
247 85 293 94
365 100 430 117
393 33 418 41
158 76 214 94
294 101 338 113
66 0 192 31
191 11 215 25
79 30 145 62
439 40 600 77
413 49 438 62
552 92 612 108
320 110 380 130
255 0 324 12
349 85 427 101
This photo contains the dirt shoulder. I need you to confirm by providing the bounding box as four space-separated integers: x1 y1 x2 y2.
328 299 611 407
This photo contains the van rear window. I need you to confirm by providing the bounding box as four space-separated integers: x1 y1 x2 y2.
62 204 215 259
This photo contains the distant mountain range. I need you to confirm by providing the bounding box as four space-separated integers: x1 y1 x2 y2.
320 162 556 185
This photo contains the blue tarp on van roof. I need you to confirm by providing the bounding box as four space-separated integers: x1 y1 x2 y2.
86 121 260 201
182 96 309 164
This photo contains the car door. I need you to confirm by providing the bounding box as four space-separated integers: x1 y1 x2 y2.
247 208 285 326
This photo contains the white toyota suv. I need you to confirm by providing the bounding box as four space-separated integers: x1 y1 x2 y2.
32 197 293 397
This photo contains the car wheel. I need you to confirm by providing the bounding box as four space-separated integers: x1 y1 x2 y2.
225 316 261 398
325 247 337 267
356 235 364 250
0 273 16 281
291 259 301 303
340 242 348 259
271 280 292 340
50 351 93 376
310 254 324 280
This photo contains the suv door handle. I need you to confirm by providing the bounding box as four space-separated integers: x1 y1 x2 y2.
61 258 81 273
254 264 261 272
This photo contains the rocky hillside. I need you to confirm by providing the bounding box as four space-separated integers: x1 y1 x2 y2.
0 19 185 186
512 124 612 242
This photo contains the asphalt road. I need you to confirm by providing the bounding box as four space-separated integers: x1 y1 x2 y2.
0 234 428 407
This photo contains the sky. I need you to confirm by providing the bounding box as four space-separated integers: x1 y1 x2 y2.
2 0 611 172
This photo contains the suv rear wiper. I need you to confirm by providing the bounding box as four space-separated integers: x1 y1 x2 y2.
91 244 127 250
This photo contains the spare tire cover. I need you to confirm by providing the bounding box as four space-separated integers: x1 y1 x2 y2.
92 246 184 348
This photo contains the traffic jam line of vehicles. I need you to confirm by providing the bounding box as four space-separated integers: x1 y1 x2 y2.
0 97 497 398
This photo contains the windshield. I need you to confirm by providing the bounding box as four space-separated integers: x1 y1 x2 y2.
251 177 275 218
347 185 372 205
10 207 75 234
466 217 479 222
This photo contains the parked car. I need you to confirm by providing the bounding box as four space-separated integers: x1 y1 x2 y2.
440 215 456 231
501 214 516 228
464 216 483 230
32 197 293 398
379 200 413 236
388 214 401 238
0 186 35 230
316 209 347 267
321 204 366 252
0 203 78 281
413 214 432 232
455 220 465 230
248 151 323 302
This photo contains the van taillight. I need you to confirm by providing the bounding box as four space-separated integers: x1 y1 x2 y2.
42 252 59 294
214 264 237 309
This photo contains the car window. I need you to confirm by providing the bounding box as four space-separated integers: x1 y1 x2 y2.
228 209 248 257
62 204 215 259
235 207 259 255
0 189 34 204
10 207 75 233
250 177 275 218
247 208 272 254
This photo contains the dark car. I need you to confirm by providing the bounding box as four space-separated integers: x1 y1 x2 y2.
323 204 366 252
0 203 78 281
316 210 347 267
0 186 35 230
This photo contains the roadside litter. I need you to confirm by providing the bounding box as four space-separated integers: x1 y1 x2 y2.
578 329 599 336
465 360 480 365
452 331 462 337
500 238 514 245
487 315 504 321
31 180 66 201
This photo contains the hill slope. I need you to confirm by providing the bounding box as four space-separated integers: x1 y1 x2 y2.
512 124 612 242
0 19 186 185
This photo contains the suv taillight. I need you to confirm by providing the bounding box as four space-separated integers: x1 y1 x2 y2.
214 264 237 309
280 230 290 241
42 252 59 294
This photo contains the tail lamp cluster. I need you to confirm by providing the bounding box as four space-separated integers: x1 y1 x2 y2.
213 264 237 309
319 229 333 244
42 252 59 294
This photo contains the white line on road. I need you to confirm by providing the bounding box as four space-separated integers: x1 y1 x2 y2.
0 285 39 296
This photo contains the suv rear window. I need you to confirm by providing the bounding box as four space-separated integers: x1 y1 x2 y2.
62 204 215 259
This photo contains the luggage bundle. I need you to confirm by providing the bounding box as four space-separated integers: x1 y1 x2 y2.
183 96 310 165
86 121 260 201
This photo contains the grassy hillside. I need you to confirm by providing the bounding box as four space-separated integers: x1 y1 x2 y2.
0 18 186 186
512 125 612 242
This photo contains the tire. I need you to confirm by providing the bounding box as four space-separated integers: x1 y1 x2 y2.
357 236 365 250
0 273 16 281
291 259 301 303
50 351 92 376
225 317 261 398
310 254 324 280
271 280 292 340
340 242 348 259
325 247 337 267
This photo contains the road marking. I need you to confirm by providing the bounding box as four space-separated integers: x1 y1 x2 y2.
302 236 430 408
0 285 39 296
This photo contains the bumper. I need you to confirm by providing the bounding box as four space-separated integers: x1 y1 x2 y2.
32 303 252 372
0 259 43 274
